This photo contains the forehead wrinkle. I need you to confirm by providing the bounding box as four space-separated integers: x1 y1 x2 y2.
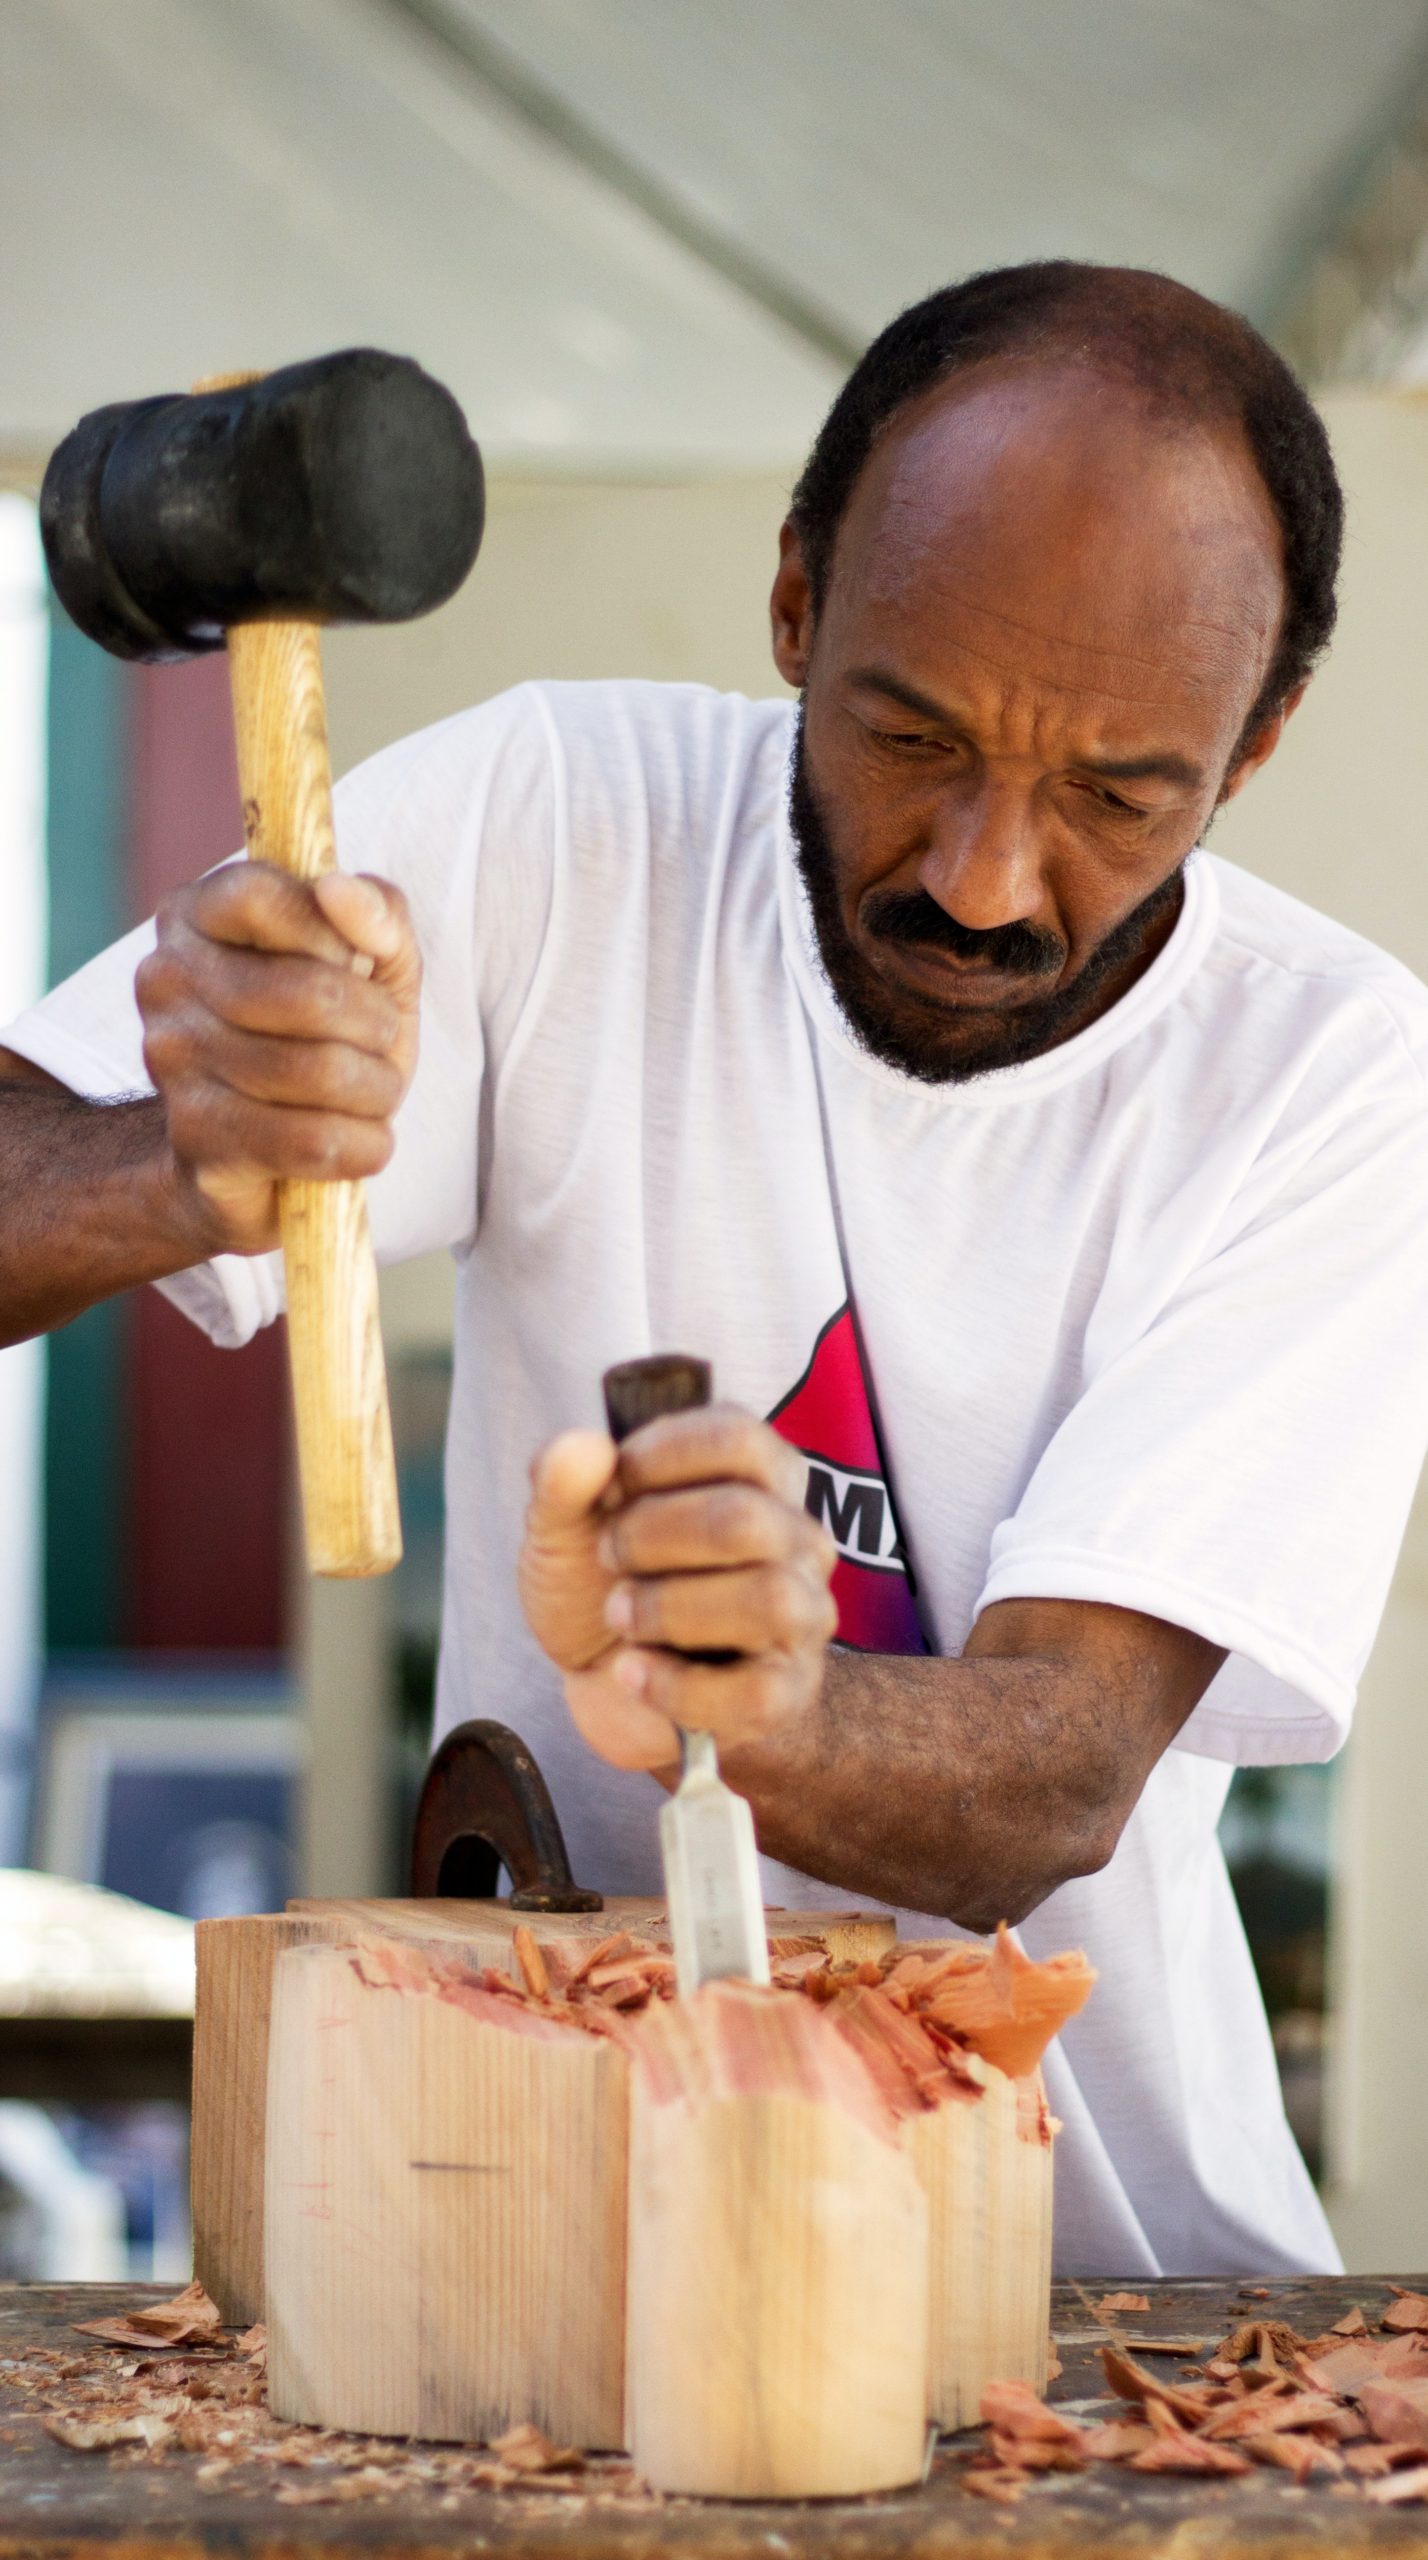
891 580 1268 681
887 623 1244 716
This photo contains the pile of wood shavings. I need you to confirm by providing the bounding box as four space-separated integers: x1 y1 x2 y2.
2 2280 653 2511
357 1916 1089 2121
955 2288 1428 2507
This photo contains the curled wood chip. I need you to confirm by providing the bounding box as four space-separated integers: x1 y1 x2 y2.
567 1932 640 1986
1100 2346 1210 2424
1332 2307 1369 2337
989 2431 1085 2472
1096 2292 1150 2316
1127 2428 1252 2477
45 2411 174 2451
1201 2389 1341 2443
961 2466 1025 2504
1245 2431 1340 2481
512 1926 550 2001
275 2467 397 2504
979 2379 1083 2446
1384 2292 1428 2334
918 1925 1095 2078
1360 2376 1428 2451
73 2279 222 2353
1346 2443 1400 2477
1081 2420 1154 2460
1365 2462 1428 2505
489 2422 585 2474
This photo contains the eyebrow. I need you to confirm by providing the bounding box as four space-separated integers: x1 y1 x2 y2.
846 667 1205 792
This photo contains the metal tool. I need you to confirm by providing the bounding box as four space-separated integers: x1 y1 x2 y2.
410 1717 603 1911
602 1354 770 1997
40 350 485 1578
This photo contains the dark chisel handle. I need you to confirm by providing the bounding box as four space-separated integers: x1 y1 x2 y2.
600 1355 734 1665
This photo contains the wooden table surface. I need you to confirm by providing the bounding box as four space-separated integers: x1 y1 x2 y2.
5 2276 1428 2556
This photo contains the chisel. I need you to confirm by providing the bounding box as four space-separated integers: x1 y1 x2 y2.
601 1355 771 1998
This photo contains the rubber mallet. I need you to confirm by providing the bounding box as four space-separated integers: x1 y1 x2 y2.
40 349 485 1576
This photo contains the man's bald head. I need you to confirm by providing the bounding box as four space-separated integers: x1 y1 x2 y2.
789 261 1341 756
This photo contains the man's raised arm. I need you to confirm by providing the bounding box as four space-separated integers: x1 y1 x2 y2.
0 862 421 1349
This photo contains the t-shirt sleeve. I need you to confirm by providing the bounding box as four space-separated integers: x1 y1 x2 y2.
0 684 556 1348
975 1031 1428 1765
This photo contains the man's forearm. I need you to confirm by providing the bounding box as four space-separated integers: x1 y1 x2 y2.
719 1649 1109 1929
719 1605 1222 1930
0 1076 211 1344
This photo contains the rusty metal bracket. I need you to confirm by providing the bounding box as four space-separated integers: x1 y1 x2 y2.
409 1718 604 1910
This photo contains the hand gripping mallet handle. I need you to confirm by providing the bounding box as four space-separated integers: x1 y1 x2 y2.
199 371 400 1578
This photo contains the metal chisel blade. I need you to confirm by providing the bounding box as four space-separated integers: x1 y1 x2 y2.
600 1353 771 2000
660 1729 770 1998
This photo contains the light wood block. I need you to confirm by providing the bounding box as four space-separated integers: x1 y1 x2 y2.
625 1982 929 2498
265 1940 627 2446
906 2057 1054 2428
193 1897 896 2322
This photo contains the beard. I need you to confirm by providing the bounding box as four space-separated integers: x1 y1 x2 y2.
787 711 1186 1085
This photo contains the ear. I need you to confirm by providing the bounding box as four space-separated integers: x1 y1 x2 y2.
770 519 816 688
1219 680 1309 805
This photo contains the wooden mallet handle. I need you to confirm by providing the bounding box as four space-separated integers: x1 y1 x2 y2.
223 613 401 1576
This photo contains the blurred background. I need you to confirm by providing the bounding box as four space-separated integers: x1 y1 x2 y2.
3 0 1428 2279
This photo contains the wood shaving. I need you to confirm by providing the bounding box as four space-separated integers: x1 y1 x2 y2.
72 2278 221 2352
1096 2291 1151 2316
960 2289 1428 2509
1365 2462 1428 2505
489 2421 585 2473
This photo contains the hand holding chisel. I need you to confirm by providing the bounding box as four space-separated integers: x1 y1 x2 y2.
602 1356 771 1998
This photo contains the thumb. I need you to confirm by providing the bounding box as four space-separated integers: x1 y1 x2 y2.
526 1429 619 1539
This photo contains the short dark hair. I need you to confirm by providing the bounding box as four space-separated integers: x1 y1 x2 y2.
789 261 1343 757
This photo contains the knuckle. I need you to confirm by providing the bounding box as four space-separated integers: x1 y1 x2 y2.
711 1481 761 1549
759 1567 805 1648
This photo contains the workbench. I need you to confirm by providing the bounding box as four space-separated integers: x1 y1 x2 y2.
4 2276 1428 2553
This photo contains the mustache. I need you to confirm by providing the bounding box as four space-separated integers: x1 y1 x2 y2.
862 886 1065 979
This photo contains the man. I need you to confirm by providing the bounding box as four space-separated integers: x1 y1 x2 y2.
5 262 1427 2278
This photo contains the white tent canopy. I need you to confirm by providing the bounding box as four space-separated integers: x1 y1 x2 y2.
6 0 1428 470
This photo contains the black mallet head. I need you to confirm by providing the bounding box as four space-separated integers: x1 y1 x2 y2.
40 348 485 662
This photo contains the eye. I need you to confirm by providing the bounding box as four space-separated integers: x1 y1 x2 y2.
871 727 951 754
1080 781 1151 819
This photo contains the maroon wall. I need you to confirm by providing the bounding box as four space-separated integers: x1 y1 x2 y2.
126 658 289 1651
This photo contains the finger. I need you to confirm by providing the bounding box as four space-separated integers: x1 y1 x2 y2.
145 1004 404 1122
526 1430 620 1540
563 1664 682 1773
608 1645 812 1754
142 930 405 1055
605 1561 838 1656
165 1082 397 1184
615 1405 809 1509
600 1479 813 1576
313 874 422 1010
182 863 362 967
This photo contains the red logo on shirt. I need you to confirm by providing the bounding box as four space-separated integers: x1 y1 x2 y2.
768 1306 926 1654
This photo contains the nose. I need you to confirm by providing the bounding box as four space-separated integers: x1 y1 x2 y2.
918 776 1045 932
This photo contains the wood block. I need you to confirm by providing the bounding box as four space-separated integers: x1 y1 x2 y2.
265 1940 627 2446
625 1982 929 2497
194 1896 896 2322
906 2057 1054 2428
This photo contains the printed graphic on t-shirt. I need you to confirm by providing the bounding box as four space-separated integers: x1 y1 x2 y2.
768 1305 926 1654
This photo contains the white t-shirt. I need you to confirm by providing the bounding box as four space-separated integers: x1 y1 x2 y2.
14 679 1428 2278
